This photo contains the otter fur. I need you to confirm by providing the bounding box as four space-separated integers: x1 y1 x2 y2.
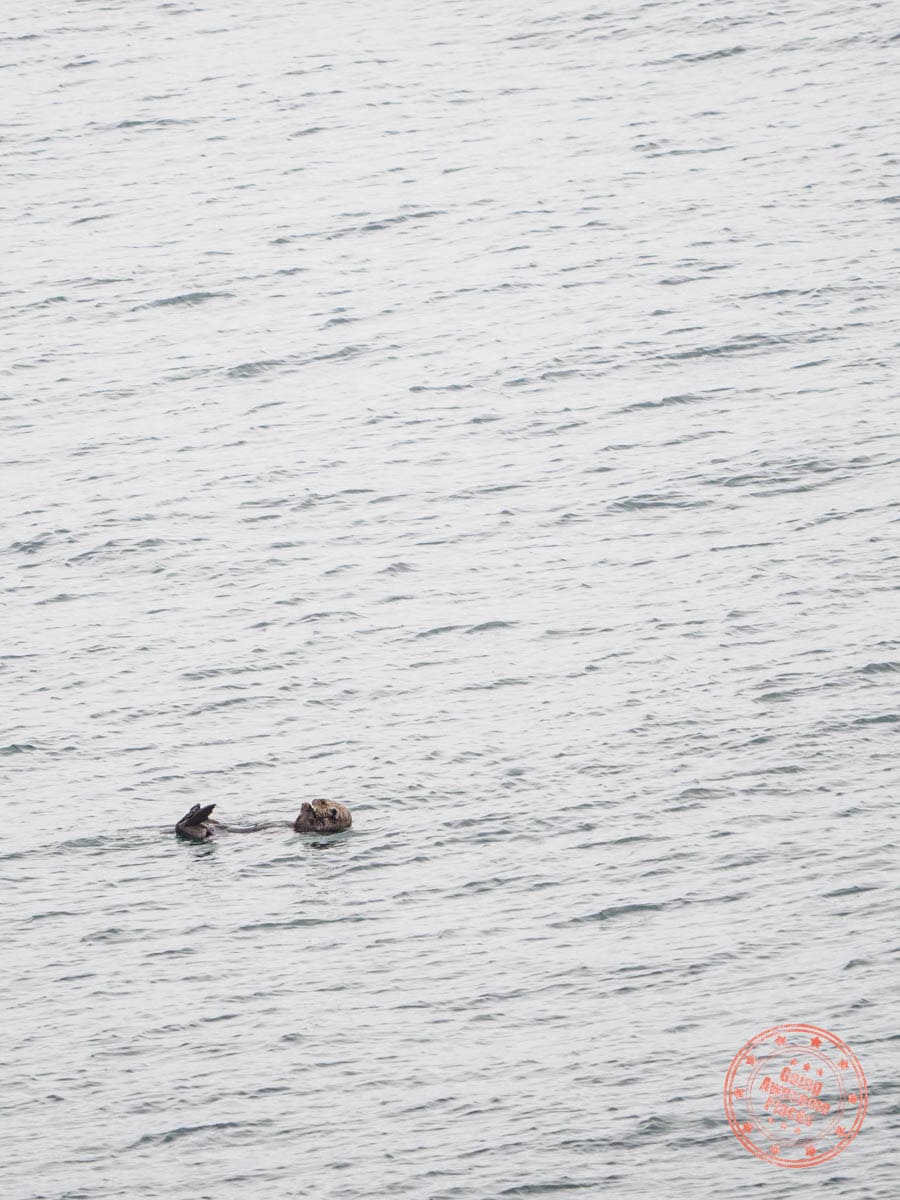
175 803 217 840
293 798 352 833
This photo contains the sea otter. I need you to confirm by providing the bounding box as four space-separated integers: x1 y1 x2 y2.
294 799 352 833
175 800 352 840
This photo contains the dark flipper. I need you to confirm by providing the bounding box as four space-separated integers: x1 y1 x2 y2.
175 803 216 840
179 803 216 827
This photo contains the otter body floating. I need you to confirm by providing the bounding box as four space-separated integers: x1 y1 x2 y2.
175 800 352 841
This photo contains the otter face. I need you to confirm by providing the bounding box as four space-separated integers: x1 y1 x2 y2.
293 799 352 834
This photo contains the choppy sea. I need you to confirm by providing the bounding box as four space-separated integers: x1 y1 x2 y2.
2 1 898 1196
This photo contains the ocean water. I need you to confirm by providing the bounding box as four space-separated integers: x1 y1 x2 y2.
2 1 898 1196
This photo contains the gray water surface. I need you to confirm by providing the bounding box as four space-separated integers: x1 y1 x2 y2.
3 1 899 1196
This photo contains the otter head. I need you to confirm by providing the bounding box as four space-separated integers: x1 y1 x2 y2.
293 799 352 834
175 803 216 841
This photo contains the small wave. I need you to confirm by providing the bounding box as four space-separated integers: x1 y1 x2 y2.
36 592 83 605
661 331 808 360
359 210 443 232
129 1120 271 1149
409 381 473 393
80 928 136 943
822 885 880 898
618 393 699 413
227 343 365 380
298 609 359 622
666 45 748 64
609 493 706 511
238 915 370 931
227 358 287 379
498 1182 596 1195
557 902 669 926
327 210 444 239
460 677 529 691
116 117 191 129
20 294 68 311
134 291 233 310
